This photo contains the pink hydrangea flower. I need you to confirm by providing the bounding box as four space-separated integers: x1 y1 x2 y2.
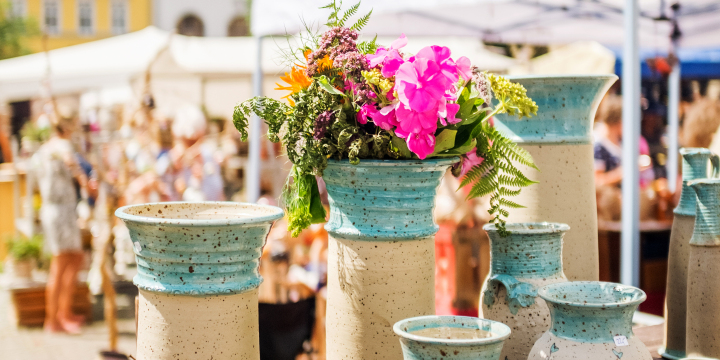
395 103 437 134
395 59 448 113
395 127 436 160
366 34 408 77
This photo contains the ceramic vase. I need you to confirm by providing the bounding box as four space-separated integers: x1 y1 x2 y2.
528 281 651 360
323 158 455 360
686 179 720 358
661 148 719 359
393 315 511 360
494 75 617 281
115 202 284 360
480 222 569 360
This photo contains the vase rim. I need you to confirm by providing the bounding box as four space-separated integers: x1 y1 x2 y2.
689 178 720 187
483 222 570 234
679 147 713 155
538 281 646 308
326 157 459 166
115 201 284 227
393 315 511 346
504 74 619 81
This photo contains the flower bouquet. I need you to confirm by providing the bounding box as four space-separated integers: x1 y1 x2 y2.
234 1 539 236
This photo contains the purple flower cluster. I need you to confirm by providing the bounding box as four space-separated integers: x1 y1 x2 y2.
307 27 360 77
313 111 334 140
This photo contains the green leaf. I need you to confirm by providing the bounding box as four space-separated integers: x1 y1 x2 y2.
474 98 485 107
429 129 457 157
458 97 477 119
309 177 327 223
390 134 413 158
318 76 346 96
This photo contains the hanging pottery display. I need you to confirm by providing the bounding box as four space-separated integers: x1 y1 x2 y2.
393 315 511 360
528 281 651 360
661 148 719 360
115 202 283 360
494 75 618 281
480 222 569 360
686 179 720 359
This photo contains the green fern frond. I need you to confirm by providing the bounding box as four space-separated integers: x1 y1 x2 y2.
459 160 492 188
499 198 525 209
233 97 292 142
350 10 372 31
357 35 378 54
339 2 360 26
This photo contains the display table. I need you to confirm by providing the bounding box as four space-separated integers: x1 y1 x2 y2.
634 324 664 359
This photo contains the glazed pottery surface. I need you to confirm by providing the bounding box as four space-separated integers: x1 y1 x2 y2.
393 315 511 360
661 148 719 360
480 222 569 360
116 202 283 360
494 75 617 282
528 281 651 360
686 180 720 359
323 158 454 360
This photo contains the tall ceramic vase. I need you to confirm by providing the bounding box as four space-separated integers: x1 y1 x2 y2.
494 75 617 281
661 148 719 359
528 281 652 360
480 222 569 360
323 158 455 360
115 202 284 360
686 179 720 359
393 315 511 360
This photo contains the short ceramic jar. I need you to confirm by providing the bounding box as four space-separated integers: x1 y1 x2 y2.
528 281 652 360
480 222 569 360
393 315 511 360
686 179 720 359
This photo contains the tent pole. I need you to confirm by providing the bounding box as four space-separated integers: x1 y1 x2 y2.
247 36 263 203
667 60 680 193
621 0 641 287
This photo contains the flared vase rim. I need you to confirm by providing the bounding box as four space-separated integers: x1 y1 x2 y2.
393 315 511 346
688 178 720 187
483 222 570 234
538 281 646 308
115 201 284 227
503 74 619 81
326 157 459 167
679 147 714 155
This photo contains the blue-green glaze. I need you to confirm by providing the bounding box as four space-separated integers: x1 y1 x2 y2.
115 202 284 295
675 148 720 216
483 222 568 314
393 315 511 360
323 158 456 241
494 75 617 144
689 179 720 246
538 281 646 343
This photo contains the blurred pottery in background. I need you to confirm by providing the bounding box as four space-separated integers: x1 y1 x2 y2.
661 148 719 360
528 281 651 360
686 179 720 359
494 75 617 282
323 158 454 360
393 315 511 360
480 222 569 360
115 202 283 360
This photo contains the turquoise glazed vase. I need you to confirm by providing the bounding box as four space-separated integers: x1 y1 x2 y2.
323 158 455 360
528 281 651 360
686 179 720 359
494 75 617 282
662 148 719 360
480 222 569 360
115 202 283 360
393 315 511 360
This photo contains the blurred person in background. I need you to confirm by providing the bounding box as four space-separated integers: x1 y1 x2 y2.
686 98 720 150
35 116 88 334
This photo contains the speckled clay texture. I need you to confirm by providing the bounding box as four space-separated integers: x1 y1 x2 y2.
686 180 720 359
393 315 511 360
662 148 718 360
480 222 569 360
528 281 651 360
323 158 454 360
494 75 617 282
138 289 260 360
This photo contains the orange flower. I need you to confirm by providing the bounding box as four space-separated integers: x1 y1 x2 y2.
275 67 312 105
303 49 312 62
317 55 333 72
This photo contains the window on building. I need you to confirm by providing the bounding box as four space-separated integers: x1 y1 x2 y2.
78 0 94 35
43 0 60 35
111 0 128 34
227 16 249 36
177 14 204 37
10 0 26 17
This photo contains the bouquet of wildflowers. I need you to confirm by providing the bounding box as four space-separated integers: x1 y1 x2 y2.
234 1 539 236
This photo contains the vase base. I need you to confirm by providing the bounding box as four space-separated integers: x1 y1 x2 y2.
658 346 685 360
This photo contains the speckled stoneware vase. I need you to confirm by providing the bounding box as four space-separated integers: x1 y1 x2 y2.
686 179 720 359
393 315 511 360
661 148 719 360
115 202 283 360
323 158 455 360
480 222 569 360
528 281 651 360
494 75 617 282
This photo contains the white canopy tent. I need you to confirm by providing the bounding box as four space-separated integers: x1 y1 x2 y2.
251 0 720 287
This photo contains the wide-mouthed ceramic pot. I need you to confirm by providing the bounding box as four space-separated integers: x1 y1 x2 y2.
393 315 511 360
528 281 651 360
115 202 283 360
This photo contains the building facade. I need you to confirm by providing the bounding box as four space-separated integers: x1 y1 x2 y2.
152 0 248 37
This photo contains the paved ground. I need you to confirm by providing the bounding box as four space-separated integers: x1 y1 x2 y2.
0 286 137 360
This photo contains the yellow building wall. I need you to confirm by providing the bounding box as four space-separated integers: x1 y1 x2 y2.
25 0 153 53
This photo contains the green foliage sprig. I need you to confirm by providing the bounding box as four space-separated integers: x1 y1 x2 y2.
6 235 43 261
